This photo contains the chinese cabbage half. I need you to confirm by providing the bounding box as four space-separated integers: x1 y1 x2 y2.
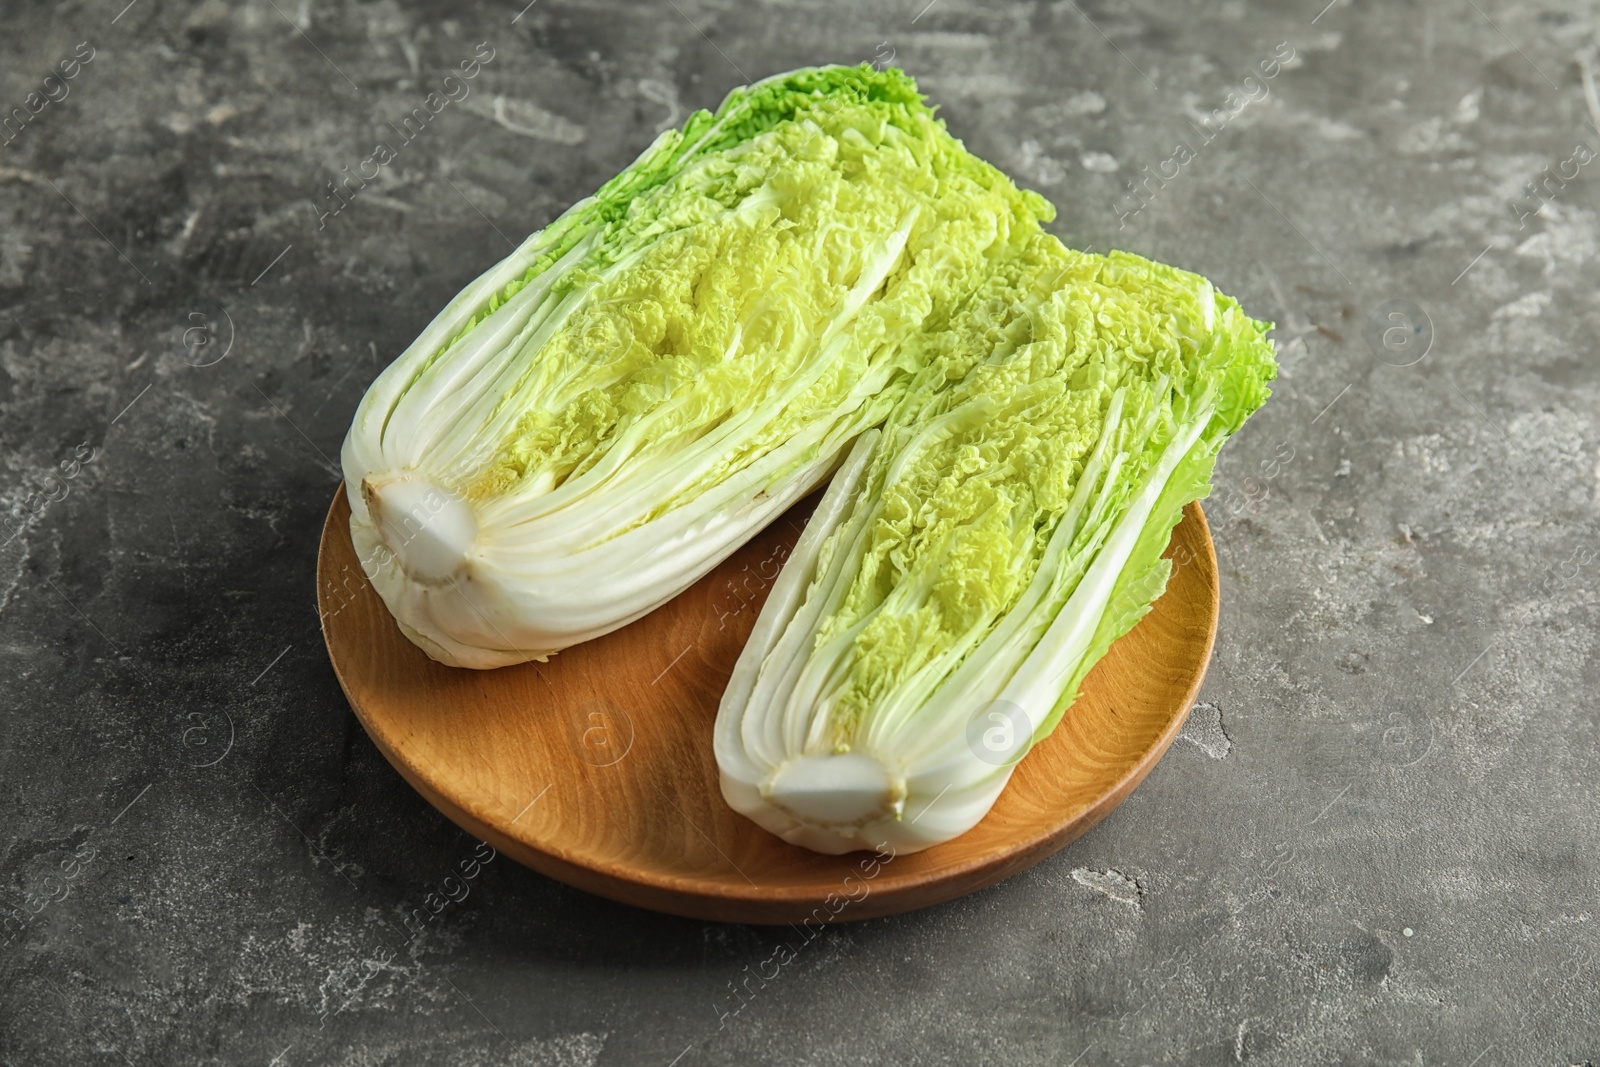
341 65 1051 667
715 236 1276 854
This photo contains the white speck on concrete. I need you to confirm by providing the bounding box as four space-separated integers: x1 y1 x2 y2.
1492 290 1552 319
1071 867 1143 911
461 94 587 144
1080 151 1118 172
334 1031 606 1066
1178 702 1232 759
0 521 29 618
1016 139 1067 184
1061 90 1106 115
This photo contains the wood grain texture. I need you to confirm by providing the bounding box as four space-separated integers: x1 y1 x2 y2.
317 487 1219 924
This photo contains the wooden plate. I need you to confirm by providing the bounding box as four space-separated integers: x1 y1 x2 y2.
317 487 1218 924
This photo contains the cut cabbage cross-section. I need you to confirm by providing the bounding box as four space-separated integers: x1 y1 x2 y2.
341 65 1053 667
715 235 1277 854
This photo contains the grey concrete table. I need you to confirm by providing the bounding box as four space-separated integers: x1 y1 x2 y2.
2 0 1597 1063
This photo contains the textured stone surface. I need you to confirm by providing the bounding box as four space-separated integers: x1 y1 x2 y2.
3 0 1599 1063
